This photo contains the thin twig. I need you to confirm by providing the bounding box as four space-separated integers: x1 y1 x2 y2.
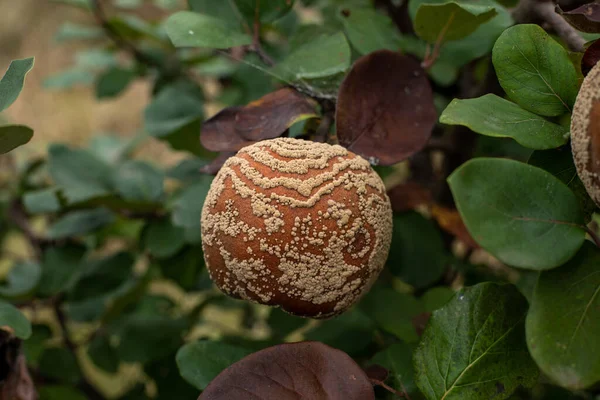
90 0 164 68
584 225 600 248
375 0 414 34
53 301 107 400
250 0 275 66
512 0 585 52
422 12 456 70
369 378 411 398
7 200 45 260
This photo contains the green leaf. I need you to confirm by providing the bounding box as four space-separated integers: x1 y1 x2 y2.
359 287 423 342
0 261 41 297
272 32 351 82
388 212 447 288
176 340 252 390
448 158 585 269
38 245 87 297
88 333 119 373
117 315 187 364
0 57 34 112
144 218 186 258
144 82 206 156
526 242 600 390
145 83 203 135
115 0 143 8
44 68 94 89
371 343 424 399
23 188 61 214
67 252 136 322
440 94 568 150
88 134 133 164
38 386 87 400
492 24 579 117
528 147 598 222
235 0 295 23
107 15 165 44
438 4 513 69
188 0 239 23
23 324 52 366
338 7 402 55
166 11 252 49
413 282 539 400
414 1 496 43
157 245 204 290
0 300 31 339
146 353 198 400
171 176 213 229
166 158 209 182
38 347 82 383
51 0 92 9
48 144 114 203
267 308 306 338
54 22 103 41
95 67 136 99
75 49 118 69
113 160 164 203
305 309 375 356
0 125 34 154
47 208 116 239
421 287 455 312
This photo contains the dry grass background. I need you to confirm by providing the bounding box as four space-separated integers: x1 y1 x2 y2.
0 1 215 396
0 0 183 165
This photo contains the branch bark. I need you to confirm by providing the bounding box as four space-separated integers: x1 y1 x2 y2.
53 301 107 400
513 0 586 52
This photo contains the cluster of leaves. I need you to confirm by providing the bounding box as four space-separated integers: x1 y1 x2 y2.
1 0 600 399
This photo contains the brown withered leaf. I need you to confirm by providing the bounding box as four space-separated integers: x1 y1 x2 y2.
199 341 375 400
431 204 479 249
583 39 600 75
557 3 600 33
387 182 433 212
0 332 36 400
200 107 254 152
336 50 436 166
235 88 319 141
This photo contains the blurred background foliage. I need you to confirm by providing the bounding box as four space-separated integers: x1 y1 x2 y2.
0 0 599 399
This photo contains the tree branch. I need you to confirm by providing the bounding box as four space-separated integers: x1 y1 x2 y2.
90 0 165 69
53 301 107 400
250 0 275 66
7 200 45 260
513 0 586 52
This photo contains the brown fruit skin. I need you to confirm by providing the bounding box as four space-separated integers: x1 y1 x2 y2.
200 138 393 319
571 60 600 207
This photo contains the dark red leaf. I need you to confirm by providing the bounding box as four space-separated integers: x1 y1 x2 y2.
583 39 600 75
200 107 254 152
364 364 389 383
199 152 236 175
387 182 433 212
336 50 436 166
558 3 600 33
199 341 375 400
235 88 319 141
